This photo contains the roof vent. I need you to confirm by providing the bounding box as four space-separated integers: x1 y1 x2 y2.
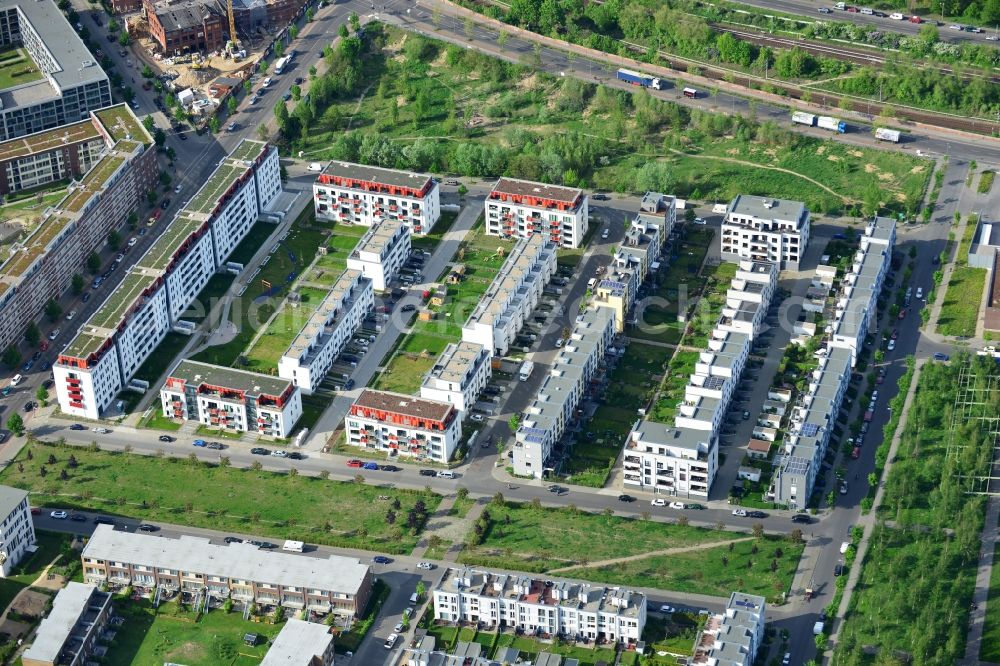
761 199 774 209
81 60 94 68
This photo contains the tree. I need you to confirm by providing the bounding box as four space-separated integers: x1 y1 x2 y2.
36 385 48 407
291 84 301 101
153 128 166 147
305 7 314 21
142 115 155 132
227 97 237 115
24 322 40 347
107 231 122 250
289 25 299 39
508 414 521 432
209 115 220 134
6 413 23 436
44 299 62 322
2 345 20 369
456 486 469 501
752 522 765 539
349 12 360 31
309 64 317 79
118 31 130 47
415 581 426 600
71 273 84 295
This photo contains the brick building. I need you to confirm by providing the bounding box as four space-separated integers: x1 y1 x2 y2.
143 0 227 54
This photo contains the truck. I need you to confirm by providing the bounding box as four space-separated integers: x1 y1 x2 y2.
274 55 292 74
616 68 663 90
791 111 817 127
817 116 847 133
874 127 901 143
518 361 535 381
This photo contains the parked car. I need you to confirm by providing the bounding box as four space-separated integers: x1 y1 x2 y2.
70 514 87 522
158 435 174 442
659 604 676 613
401 304 416 312
419 468 437 476
471 413 485 422
384 633 399 649
379 464 399 471
193 439 207 447
92 427 111 434
271 450 289 458
791 514 812 524
933 352 950 361
362 461 379 470
747 510 767 518
250 447 270 455
669 501 686 510
224 536 243 544
138 523 159 532
207 442 225 450
617 494 635 502
347 459 364 468
373 555 392 564
732 508 748 517
50 510 68 519
69 423 86 431
650 498 666 507
417 561 436 570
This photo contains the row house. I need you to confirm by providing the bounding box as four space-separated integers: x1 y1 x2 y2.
721 195 810 270
622 421 717 499
693 593 767 666
313 161 441 235
718 260 778 341
419 341 492 415
160 360 303 438
346 389 462 463
82 526 373 617
345 219 411 291
55 141 281 419
277 269 373 394
461 234 557 357
485 177 588 249
22 583 113 666
512 307 615 478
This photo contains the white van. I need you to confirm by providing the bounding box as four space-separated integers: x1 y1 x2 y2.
282 539 304 552
308 162 323 172
9 374 22 387
436 470 455 479
587 278 597 289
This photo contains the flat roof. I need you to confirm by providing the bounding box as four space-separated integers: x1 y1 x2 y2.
491 177 583 205
0 213 73 284
22 583 109 664
84 525 370 594
631 420 712 452
151 0 222 30
184 141 266 217
728 194 807 225
321 160 433 190
64 268 160 358
423 341 487 386
354 389 454 422
137 213 205 272
93 104 153 145
61 154 126 213
260 619 334 666
0 485 27 517
168 359 293 397
0 118 100 163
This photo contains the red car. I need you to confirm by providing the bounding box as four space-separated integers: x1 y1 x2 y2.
898 309 907 320
346 459 364 468
851 446 861 459
30 508 40 515
890 328 899 340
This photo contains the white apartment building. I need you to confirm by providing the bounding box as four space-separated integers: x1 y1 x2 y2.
419 341 492 414
277 269 373 394
260 619 335 666
721 195 810 270
433 567 646 645
513 307 615 478
313 161 441 235
160 360 303 438
828 216 895 365
22 583 113 666
717 261 778 342
622 421 718 499
346 389 463 463
695 593 767 666
345 219 411 291
0 486 36 577
55 141 281 419
461 234 557 357
485 178 589 249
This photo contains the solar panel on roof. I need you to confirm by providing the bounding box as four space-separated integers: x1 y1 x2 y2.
801 423 821 437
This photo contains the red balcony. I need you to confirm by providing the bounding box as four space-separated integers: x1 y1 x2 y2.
70 401 83 409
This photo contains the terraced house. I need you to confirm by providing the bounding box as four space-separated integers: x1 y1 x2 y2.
485 177 589 249
54 140 280 419
345 219 411 291
0 105 156 355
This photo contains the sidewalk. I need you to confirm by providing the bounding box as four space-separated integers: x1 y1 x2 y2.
962 495 1000 664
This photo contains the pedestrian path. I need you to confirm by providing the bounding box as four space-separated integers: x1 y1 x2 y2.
962 495 1000 664
545 537 755 574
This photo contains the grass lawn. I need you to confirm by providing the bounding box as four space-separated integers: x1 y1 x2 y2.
0 189 66 226
0 530 73 614
938 266 986 337
650 351 701 423
448 495 477 518
982 543 1000 662
411 210 459 251
372 353 437 394
0 47 43 90
978 170 995 194
423 538 453 560
138 410 182 431
298 392 330 431
459 501 736 572
3 440 441 554
131 332 191 385
685 261 737 349
243 285 330 373
228 223 280 265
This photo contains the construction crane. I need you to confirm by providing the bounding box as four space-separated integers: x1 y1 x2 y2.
226 0 239 54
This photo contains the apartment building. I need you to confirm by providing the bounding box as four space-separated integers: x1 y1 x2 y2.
405 637 489 666
0 106 156 355
0 486 35 577
622 421 718 499
144 0 228 54
82 525 373 617
313 161 441 235
462 234 557 357
717 261 778 342
694 593 766 666
828 216 895 365
513 307 615 478
0 119 106 196
419 340 492 414
160 360 303 438
433 567 646 645
277 269 373 394
346 389 462 463
260 619 335 666
721 195 810 270
55 140 280 419
485 177 589 249
345 219 411 291
0 0 112 141
22 583 113 666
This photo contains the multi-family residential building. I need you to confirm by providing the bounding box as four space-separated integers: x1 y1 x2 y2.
0 0 112 141
717 261 778 341
419 341 492 414
485 178 589 249
0 485 36 577
54 140 281 419
433 567 646 645
82 525 373 617
0 119 105 196
345 219 411 291
693 593 767 666
622 421 718 499
461 234 557 356
260 619 336 666
675 330 751 434
277 269 373 394
144 0 228 54
721 195 810 270
0 106 157 354
346 389 462 463
160 360 303 438
405 637 489 666
828 216 895 365
22 583 113 666
513 307 615 478
313 161 441 235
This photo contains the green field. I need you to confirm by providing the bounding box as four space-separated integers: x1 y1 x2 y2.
650 351 701 424
685 261 738 349
0 47 43 90
2 440 441 554
937 266 986 337
0 531 71 614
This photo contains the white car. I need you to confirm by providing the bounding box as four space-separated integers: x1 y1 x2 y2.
916 287 924 299
783 653 791 665
732 508 748 517
174 184 183 194
270 450 288 457
659 604 676 613
693 217 707 225
840 541 850 554
394 622 404 632
262 77 272 87
889 11 904 18
669 501 686 510
50 510 68 519
601 229 609 239
65 310 76 321
555 338 565 348
949 23 963 29
49 328 60 340
417 561 435 570
887 339 896 351
650 498 666 507
384 633 399 649
470 414 485 422
127 237 138 247
92 427 111 434
10 374 22 387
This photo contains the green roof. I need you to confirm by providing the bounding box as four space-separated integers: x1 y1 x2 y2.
87 268 160 330
184 163 244 216
93 104 153 145
0 119 101 163
62 332 107 360
0 214 72 282
230 139 268 163
137 213 205 272
62 155 125 213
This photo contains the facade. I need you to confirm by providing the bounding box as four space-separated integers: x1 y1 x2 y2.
260 619 335 666
160 360 303 438
0 485 35 577
232 0 310 38
277 269 373 394
433 567 646 645
0 106 156 355
622 421 718 499
461 234 557 357
405 637 489 666
721 195 810 270
0 119 106 196
485 177 588 249
0 0 112 141
718 261 778 341
55 140 280 419
512 307 615 478
313 161 441 235
419 341 492 414
143 0 228 54
694 593 766 666
22 583 113 666
346 389 462 463
345 219 411 291
82 525 373 617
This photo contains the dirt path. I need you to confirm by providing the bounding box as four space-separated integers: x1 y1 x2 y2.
546 536 755 573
